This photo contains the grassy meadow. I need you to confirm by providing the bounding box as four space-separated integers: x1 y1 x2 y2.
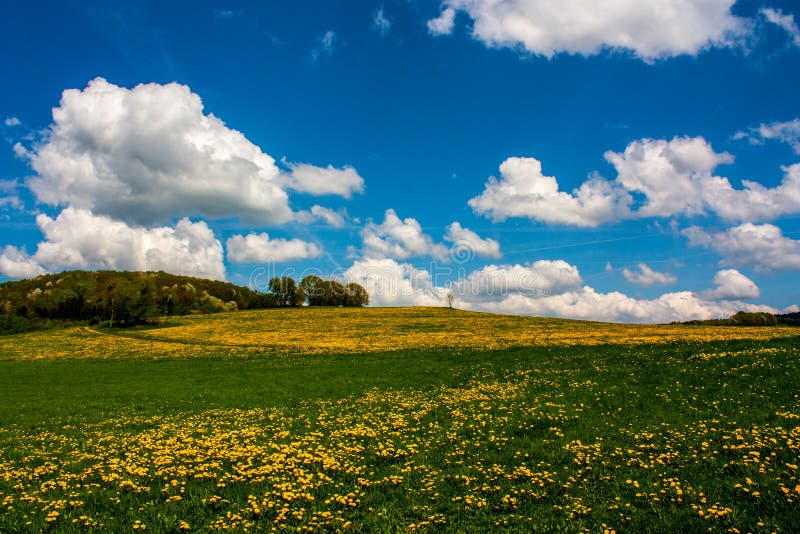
0 307 799 532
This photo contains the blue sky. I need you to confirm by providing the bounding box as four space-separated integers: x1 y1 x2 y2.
1 0 799 322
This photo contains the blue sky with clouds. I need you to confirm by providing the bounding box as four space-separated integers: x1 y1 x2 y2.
1 0 799 322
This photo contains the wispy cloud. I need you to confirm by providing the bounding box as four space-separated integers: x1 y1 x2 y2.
622 263 677 286
311 30 336 62
733 118 800 154
213 9 236 20
761 7 800 47
372 6 391 37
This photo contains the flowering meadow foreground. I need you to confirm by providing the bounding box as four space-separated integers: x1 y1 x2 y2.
0 308 799 532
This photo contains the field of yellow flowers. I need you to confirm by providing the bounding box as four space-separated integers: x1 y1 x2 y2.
0 307 793 360
0 307 799 532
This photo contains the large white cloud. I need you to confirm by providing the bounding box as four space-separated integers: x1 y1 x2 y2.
428 0 748 61
683 223 800 273
19 78 362 226
468 156 631 227
605 136 733 218
469 137 800 226
622 263 677 286
341 258 784 323
698 269 759 300
226 232 322 264
0 208 226 280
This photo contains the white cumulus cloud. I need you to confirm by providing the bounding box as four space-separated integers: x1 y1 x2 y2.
468 156 631 227
23 78 288 225
359 212 501 261
622 263 677 286
605 136 733 218
444 222 501 259
475 288 777 324
451 261 582 302
344 258 448 307
226 232 322 264
3 117 21 127
283 160 365 198
683 223 800 273
0 246 46 279
340 258 782 323
427 0 748 61
700 163 800 223
470 137 800 226
17 78 361 226
698 269 759 300
0 207 226 280
361 209 450 261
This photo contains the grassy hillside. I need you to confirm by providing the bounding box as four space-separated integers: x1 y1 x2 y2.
0 308 798 532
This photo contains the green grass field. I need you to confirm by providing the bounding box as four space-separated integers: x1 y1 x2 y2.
1 308 799 532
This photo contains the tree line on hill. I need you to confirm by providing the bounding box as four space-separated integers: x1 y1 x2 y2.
0 271 368 334
680 311 799 327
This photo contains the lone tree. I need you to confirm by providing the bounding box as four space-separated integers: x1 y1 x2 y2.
446 293 455 309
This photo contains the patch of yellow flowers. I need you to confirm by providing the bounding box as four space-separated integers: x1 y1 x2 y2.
1 367 799 531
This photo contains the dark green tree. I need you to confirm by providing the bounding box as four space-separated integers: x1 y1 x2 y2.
269 277 299 307
345 283 369 307
300 275 324 306
728 311 777 326
109 278 157 327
